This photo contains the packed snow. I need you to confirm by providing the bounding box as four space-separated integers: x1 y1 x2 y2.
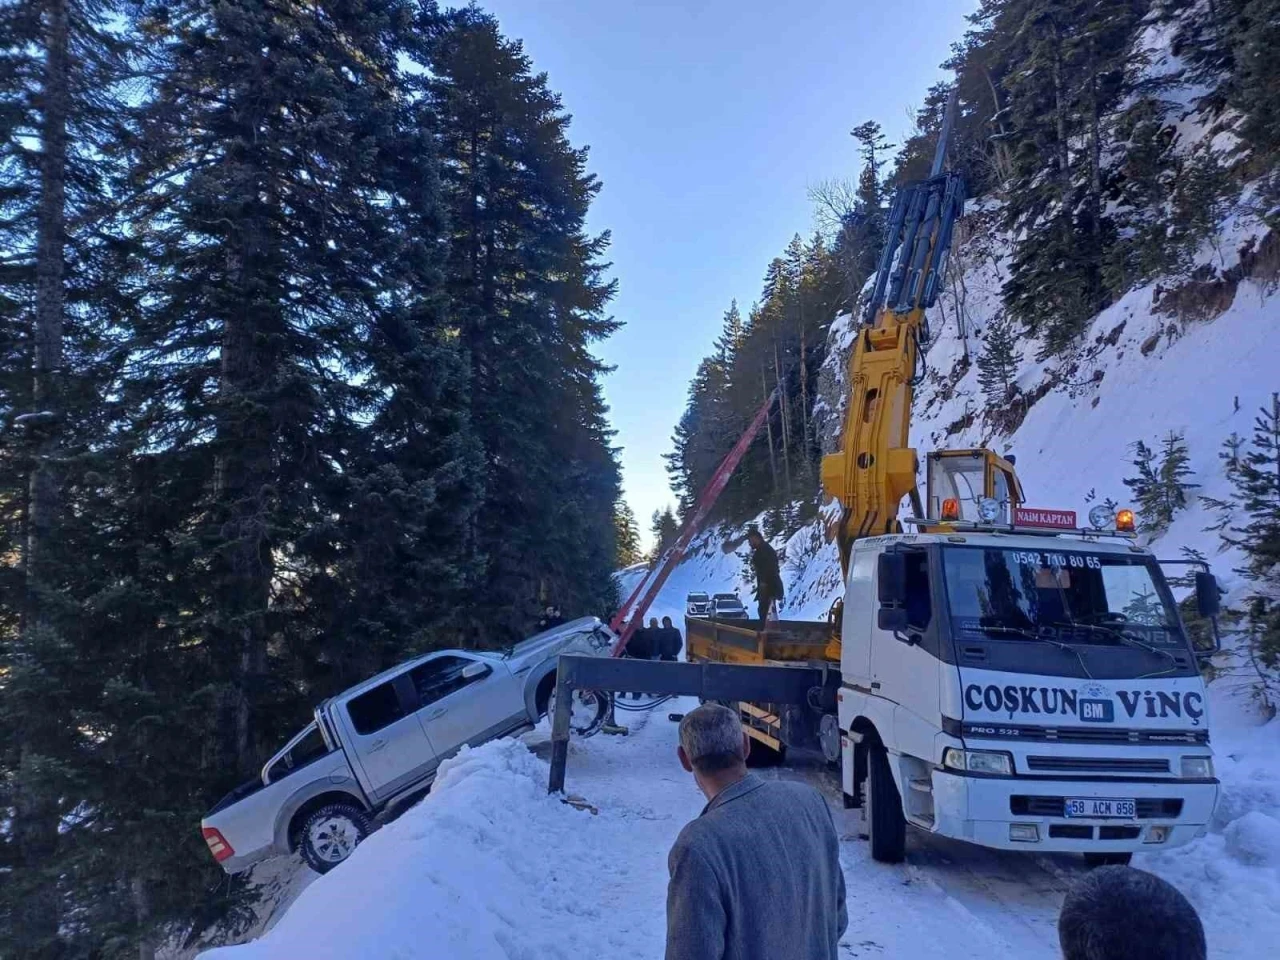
198 694 1279 960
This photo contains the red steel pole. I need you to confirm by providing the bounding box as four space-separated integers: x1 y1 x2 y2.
609 389 778 657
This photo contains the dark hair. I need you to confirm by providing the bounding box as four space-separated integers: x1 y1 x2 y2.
662 616 672 626
1058 866 1205 960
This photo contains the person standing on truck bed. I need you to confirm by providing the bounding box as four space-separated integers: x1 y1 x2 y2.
665 703 847 960
746 526 783 622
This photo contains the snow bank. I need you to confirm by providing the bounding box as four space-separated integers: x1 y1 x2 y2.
201 739 626 960
1139 720 1280 954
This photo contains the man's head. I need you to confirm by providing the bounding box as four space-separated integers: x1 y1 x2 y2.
1058 866 1205 960
649 617 659 628
662 616 673 628
677 703 750 799
746 525 763 547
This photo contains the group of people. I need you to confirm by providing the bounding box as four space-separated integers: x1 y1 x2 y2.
665 703 1208 960
626 615 683 661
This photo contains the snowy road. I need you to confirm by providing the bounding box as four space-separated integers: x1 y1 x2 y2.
536 703 1075 960
199 692 1279 960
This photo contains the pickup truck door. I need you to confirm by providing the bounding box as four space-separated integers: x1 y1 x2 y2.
408 654 526 761
341 673 439 803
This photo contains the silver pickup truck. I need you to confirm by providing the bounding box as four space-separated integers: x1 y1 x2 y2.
201 618 612 874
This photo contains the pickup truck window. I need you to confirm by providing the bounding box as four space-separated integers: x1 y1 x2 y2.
265 724 331 783
348 680 405 735
409 656 486 708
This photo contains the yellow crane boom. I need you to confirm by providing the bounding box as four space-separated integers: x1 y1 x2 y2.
821 94 1023 579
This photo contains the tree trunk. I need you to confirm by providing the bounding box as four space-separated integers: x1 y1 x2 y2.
15 0 70 952
1049 23 1070 188
798 299 811 470
215 255 273 777
213 104 275 777
774 342 792 497
762 366 778 494
982 67 1013 184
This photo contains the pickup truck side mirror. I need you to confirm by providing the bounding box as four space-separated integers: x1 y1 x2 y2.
462 661 491 680
877 552 907 604
1195 571 1221 619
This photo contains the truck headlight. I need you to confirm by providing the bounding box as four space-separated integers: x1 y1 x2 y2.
1180 756 1214 779
942 748 1014 776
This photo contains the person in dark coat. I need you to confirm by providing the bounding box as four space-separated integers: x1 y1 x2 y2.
658 616 683 661
746 526 784 621
625 616 654 659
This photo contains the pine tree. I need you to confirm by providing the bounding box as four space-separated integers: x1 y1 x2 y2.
614 501 643 568
0 0 137 952
1230 395 1280 580
1125 432 1197 533
1124 439 1163 531
1157 430 1198 520
976 314 1020 404
423 6 621 638
650 507 680 561
1223 395 1280 674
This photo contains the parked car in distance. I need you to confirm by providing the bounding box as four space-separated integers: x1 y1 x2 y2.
711 594 750 620
686 591 712 617
201 618 612 876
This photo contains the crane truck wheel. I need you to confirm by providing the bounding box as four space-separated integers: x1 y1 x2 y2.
866 744 907 864
298 801 370 875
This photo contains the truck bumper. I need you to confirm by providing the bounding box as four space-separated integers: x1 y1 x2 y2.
929 771 1219 852
214 842 282 875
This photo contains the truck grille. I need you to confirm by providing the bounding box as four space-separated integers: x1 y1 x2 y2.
1025 755 1170 774
1011 796 1183 818
1047 825 1143 840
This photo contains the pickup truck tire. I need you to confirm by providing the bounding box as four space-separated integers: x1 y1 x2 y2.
299 802 370 874
866 744 906 864
543 685 609 738
1084 852 1133 868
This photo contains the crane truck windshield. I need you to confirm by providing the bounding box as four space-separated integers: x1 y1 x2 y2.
941 546 1196 677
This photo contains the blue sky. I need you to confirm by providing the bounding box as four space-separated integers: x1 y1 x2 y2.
480 0 977 543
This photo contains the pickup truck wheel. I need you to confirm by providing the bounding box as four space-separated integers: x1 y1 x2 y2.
545 686 609 738
1084 852 1133 868
299 802 370 874
866 744 906 864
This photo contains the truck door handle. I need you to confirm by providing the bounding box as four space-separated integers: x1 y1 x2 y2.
425 707 447 720
368 739 387 753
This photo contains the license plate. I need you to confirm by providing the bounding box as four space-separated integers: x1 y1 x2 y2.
1064 797 1136 819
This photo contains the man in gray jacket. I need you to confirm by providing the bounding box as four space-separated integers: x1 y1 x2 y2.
666 703 848 960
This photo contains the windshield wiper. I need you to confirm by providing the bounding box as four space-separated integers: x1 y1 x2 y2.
1050 620 1179 666
975 624 1094 679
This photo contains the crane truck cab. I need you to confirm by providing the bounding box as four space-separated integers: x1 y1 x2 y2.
838 517 1221 865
